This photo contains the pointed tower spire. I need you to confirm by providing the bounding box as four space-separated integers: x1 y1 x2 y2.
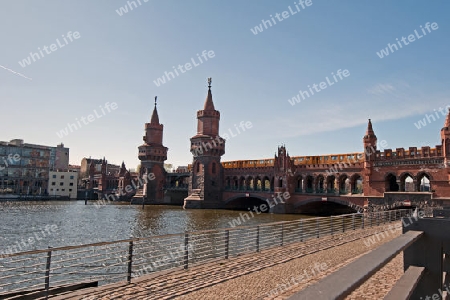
203 77 215 111
363 118 377 162
151 96 160 124
365 119 375 137
444 108 450 129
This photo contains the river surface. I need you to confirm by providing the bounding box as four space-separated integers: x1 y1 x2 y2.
0 201 305 254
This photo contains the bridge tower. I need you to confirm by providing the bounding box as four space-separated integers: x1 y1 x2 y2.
363 119 378 195
184 78 225 209
441 109 450 167
137 97 168 203
274 145 295 194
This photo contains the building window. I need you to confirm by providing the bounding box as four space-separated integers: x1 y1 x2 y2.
62 189 65 191
61 175 64 179
50 189 53 191
331 156 337 160
69 183 73 186
60 182 63 186
52 175 56 178
52 182 55 186
57 189 59 191
69 189 72 192
70 175 74 179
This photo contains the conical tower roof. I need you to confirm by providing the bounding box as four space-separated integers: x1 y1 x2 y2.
203 78 215 111
151 96 160 124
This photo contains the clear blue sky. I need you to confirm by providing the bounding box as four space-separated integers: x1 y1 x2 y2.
1 1 449 169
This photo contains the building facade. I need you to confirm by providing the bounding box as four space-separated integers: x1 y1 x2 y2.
0 139 69 196
48 171 78 199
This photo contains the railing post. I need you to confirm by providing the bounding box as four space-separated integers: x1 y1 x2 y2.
330 216 333 235
377 212 379 226
225 230 229 259
361 213 364 229
184 232 189 270
127 241 134 284
280 223 284 246
300 219 304 242
342 215 345 232
370 212 372 227
316 218 320 238
44 247 52 300
256 226 260 252
389 210 391 222
352 214 355 230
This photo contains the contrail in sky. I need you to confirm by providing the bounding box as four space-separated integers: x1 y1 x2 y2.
0 64 32 80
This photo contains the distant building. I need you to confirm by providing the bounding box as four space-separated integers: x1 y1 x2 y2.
54 143 70 171
0 139 69 195
176 166 189 173
80 158 120 179
48 171 78 199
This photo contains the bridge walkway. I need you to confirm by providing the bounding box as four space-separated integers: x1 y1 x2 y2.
48 223 402 300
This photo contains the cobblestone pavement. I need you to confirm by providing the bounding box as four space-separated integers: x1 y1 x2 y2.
47 222 403 300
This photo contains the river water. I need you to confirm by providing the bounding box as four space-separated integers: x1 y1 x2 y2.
0 201 305 254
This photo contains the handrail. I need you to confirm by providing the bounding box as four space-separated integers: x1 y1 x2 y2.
287 230 424 300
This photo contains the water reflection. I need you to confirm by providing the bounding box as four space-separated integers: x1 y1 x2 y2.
0 201 304 253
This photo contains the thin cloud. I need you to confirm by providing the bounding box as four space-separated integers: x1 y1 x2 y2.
367 83 395 96
0 64 32 80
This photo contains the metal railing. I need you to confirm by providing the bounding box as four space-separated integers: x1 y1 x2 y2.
288 209 439 300
0 209 413 297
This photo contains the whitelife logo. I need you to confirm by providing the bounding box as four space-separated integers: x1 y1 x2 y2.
376 22 439 59
56 102 118 138
250 0 313 35
18 31 81 68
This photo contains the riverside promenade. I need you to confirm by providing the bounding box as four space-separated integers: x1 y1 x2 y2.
49 222 404 300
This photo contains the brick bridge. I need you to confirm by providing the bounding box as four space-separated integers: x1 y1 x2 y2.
130 80 450 214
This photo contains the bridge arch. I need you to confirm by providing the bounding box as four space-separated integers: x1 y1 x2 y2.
326 175 336 193
247 176 254 190
262 176 271 191
293 198 362 216
305 175 314 193
416 172 432 192
350 173 363 194
315 175 325 193
255 176 262 191
385 173 399 192
223 195 271 212
239 176 245 190
338 174 350 194
295 175 303 192
399 172 415 192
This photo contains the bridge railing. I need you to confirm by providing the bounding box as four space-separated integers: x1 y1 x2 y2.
0 209 414 298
